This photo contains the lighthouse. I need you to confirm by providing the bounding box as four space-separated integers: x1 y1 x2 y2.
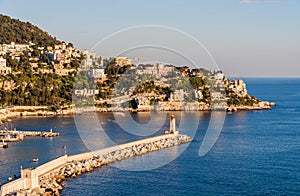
166 115 178 136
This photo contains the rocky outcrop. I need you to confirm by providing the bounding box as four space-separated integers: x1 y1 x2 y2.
227 101 276 112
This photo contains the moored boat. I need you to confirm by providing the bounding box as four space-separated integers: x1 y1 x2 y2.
0 139 8 148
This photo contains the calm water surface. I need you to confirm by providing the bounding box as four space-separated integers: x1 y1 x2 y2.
0 78 299 195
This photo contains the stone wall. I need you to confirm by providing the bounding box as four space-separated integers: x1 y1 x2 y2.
34 155 68 178
0 155 68 196
0 178 26 196
68 134 178 162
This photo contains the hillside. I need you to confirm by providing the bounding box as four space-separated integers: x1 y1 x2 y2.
0 14 60 46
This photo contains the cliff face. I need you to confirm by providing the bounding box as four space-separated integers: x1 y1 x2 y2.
224 78 276 111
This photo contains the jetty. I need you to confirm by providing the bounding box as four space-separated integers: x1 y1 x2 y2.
0 129 59 143
0 116 192 196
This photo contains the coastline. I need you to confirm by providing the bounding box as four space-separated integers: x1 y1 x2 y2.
0 101 276 124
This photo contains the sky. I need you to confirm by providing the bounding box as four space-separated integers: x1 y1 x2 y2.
0 0 299 77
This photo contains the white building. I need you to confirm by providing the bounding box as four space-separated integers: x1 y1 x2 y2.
81 51 96 69
110 57 132 67
137 64 174 76
214 70 224 84
1 42 30 53
74 88 99 97
0 57 11 75
170 89 185 102
228 80 248 97
54 42 66 51
88 68 106 79
194 89 204 100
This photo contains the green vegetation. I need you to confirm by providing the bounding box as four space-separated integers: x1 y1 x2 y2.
190 77 205 89
0 14 59 46
227 94 260 106
95 63 132 100
0 14 83 107
133 81 172 96
0 73 74 107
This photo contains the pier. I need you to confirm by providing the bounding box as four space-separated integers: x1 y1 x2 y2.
0 129 59 143
0 116 192 196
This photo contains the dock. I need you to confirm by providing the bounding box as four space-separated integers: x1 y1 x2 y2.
0 129 59 142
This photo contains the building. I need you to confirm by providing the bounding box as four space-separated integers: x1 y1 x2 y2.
81 51 96 69
194 89 204 100
0 57 11 75
169 89 185 102
110 57 132 67
214 70 225 84
14 43 30 52
88 68 106 79
0 42 30 53
54 42 66 50
136 64 174 76
74 88 99 97
228 80 248 97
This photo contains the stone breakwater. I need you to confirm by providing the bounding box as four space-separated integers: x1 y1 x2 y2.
0 130 59 143
3 134 192 196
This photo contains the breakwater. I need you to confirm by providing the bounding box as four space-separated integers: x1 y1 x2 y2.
1 134 192 196
0 130 59 143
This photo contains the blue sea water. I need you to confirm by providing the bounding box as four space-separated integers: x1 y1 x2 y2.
0 78 299 195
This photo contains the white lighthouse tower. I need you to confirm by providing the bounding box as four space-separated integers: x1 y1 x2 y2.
166 115 178 136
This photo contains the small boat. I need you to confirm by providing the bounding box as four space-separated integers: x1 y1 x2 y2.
7 177 13 181
33 158 39 162
0 140 8 148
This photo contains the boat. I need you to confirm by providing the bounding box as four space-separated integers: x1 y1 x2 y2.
33 158 39 162
7 177 13 181
0 140 8 148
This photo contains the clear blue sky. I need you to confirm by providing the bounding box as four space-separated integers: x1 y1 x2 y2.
0 0 299 77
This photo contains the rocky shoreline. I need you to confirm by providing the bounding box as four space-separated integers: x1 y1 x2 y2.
227 101 276 112
0 101 276 125
0 106 73 125
5 134 192 196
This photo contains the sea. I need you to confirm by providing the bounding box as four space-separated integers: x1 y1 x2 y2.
0 78 299 195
